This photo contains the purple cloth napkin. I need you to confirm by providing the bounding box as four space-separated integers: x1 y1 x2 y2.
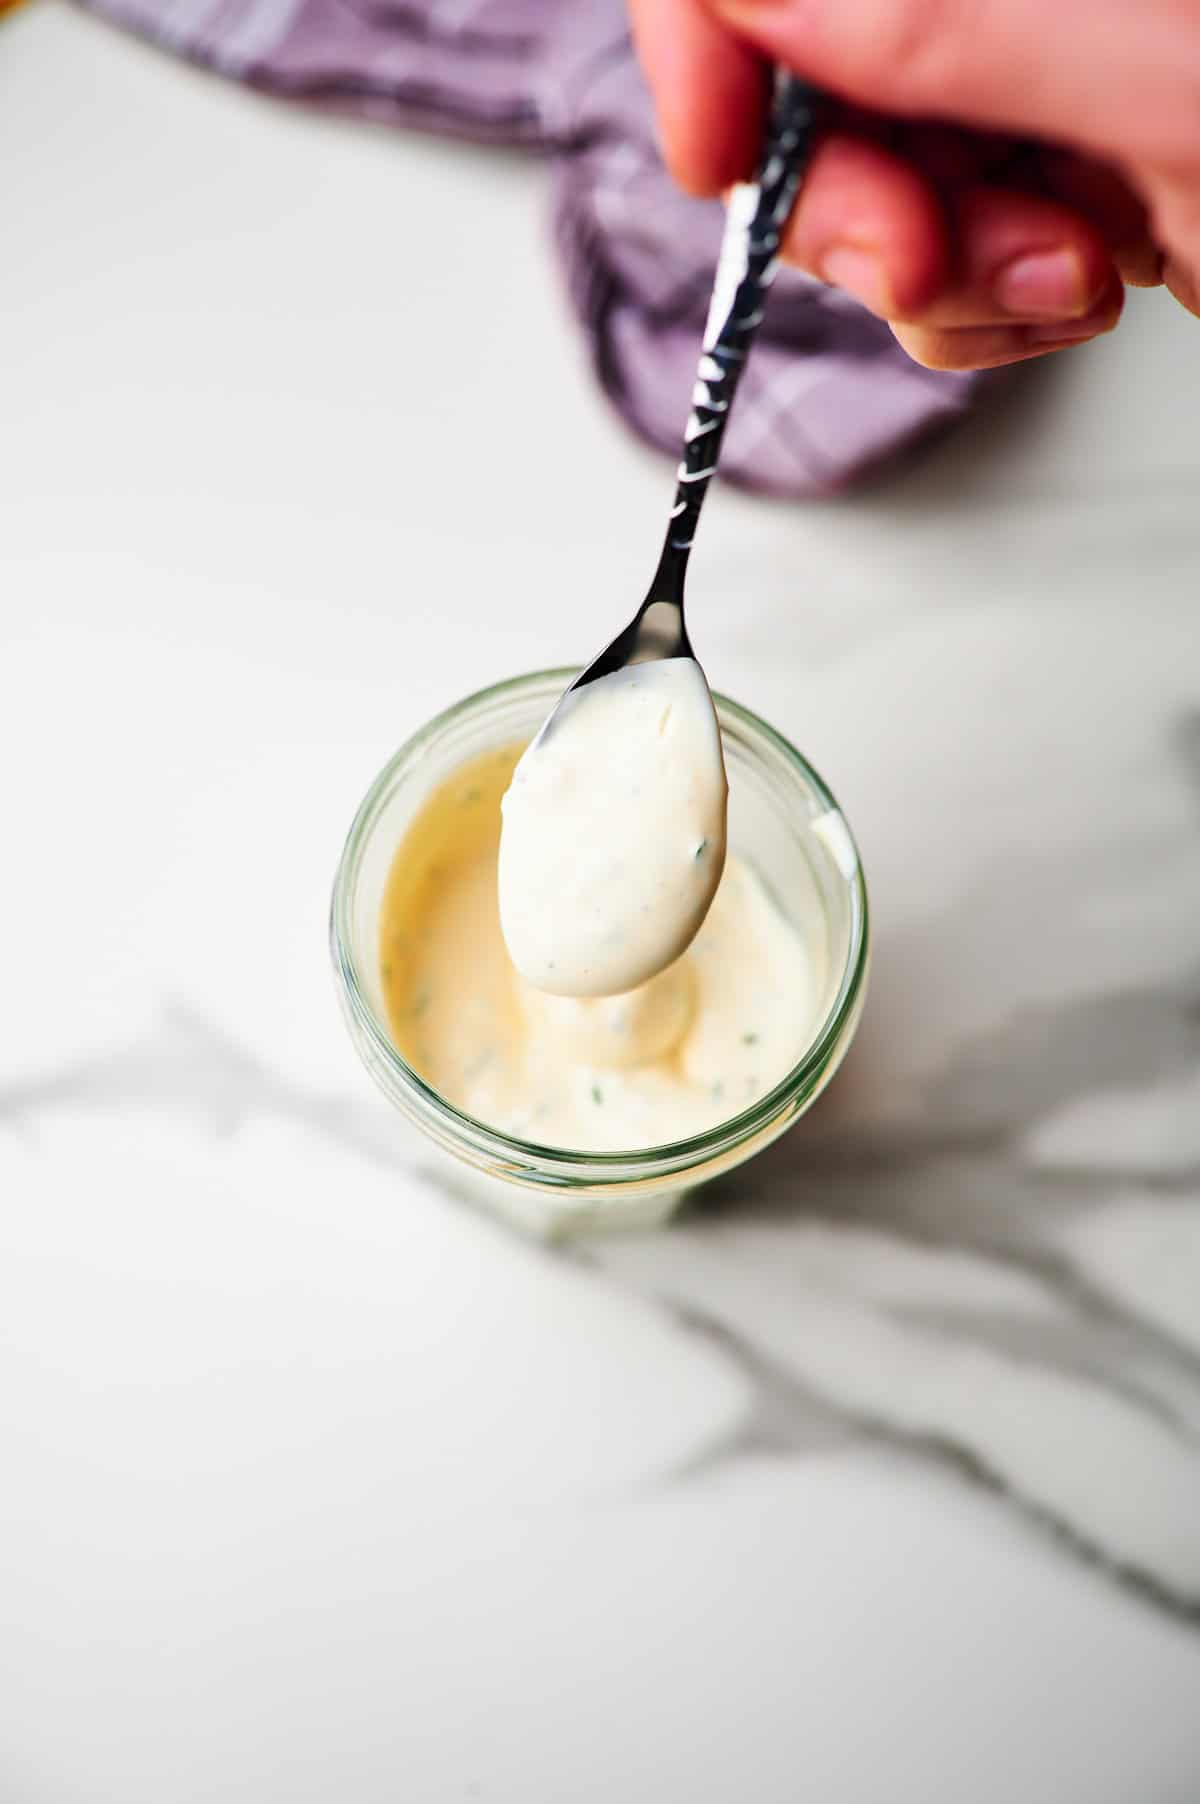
80 0 979 495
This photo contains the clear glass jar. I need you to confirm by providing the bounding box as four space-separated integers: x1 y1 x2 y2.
330 670 869 1238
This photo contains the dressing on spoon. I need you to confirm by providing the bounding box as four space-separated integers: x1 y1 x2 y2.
498 659 727 998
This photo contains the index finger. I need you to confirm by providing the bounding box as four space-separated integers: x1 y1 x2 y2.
628 0 768 194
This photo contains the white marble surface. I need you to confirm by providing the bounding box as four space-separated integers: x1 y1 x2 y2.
4 6 1200 1799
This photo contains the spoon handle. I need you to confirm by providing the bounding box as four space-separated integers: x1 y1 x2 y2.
655 71 824 591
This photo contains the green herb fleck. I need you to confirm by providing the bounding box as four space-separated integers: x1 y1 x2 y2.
381 962 394 984
693 838 709 860
462 786 481 804
741 1032 759 1046
591 1084 604 1106
410 989 431 1019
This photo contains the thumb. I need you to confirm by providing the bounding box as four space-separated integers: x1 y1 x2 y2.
701 0 1181 166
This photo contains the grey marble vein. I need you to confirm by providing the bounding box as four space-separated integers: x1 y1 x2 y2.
592 1254 1200 1625
0 1003 416 1174
6 969 1199 1622
5 703 1197 1631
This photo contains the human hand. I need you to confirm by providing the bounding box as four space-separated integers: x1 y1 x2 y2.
630 0 1200 368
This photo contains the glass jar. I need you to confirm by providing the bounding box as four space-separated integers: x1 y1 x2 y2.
330 670 869 1238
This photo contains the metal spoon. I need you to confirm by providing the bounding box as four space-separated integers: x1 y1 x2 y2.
552 71 824 710
498 72 826 1002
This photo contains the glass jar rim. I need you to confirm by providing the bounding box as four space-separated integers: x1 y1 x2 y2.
330 667 869 1183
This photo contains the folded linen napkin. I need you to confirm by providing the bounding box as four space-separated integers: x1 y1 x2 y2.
78 0 979 494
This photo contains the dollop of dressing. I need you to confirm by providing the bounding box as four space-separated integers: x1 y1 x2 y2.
380 744 821 1154
497 659 728 998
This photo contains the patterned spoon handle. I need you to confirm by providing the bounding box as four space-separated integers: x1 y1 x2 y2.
657 72 824 584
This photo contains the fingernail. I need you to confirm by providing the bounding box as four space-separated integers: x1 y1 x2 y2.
820 246 891 315
994 247 1089 319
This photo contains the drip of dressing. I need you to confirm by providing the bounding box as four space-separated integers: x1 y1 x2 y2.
380 744 822 1155
497 659 728 998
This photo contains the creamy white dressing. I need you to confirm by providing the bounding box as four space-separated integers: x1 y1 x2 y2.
379 743 821 1155
497 659 728 998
